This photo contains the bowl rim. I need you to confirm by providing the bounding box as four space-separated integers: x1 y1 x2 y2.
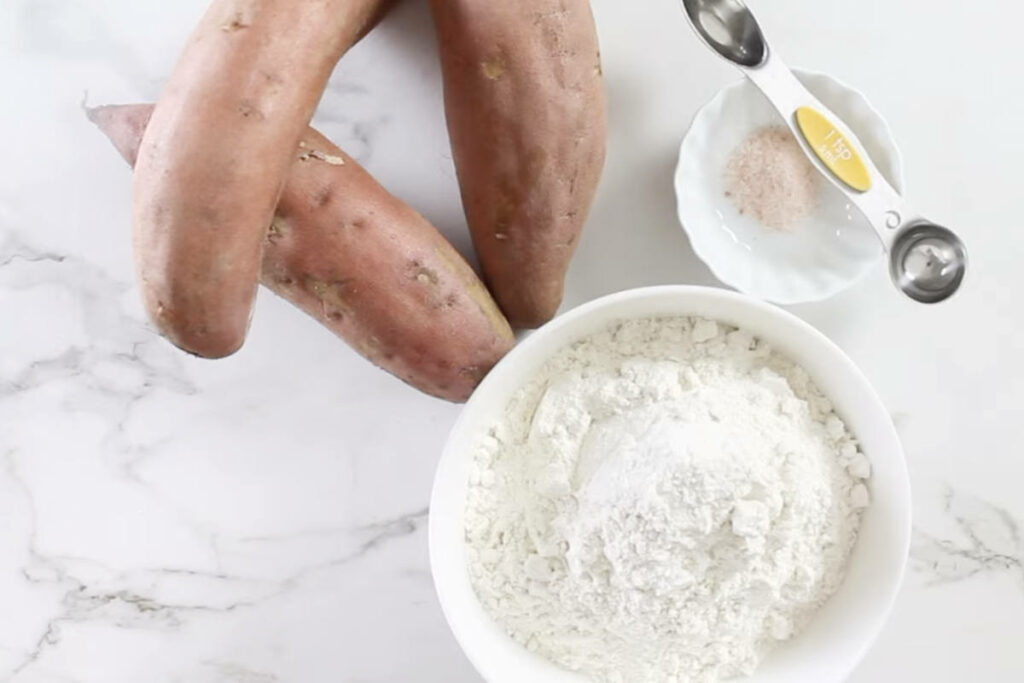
429 285 911 683
674 68 907 305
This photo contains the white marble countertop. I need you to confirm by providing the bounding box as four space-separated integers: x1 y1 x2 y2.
2 0 1022 680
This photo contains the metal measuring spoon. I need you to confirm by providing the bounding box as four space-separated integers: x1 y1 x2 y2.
680 0 967 303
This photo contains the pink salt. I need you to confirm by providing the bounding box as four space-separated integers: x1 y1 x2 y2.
723 125 820 231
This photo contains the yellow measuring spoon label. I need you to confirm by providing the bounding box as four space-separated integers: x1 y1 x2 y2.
795 107 873 193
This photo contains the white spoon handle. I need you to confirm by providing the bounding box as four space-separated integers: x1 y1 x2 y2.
745 55 917 251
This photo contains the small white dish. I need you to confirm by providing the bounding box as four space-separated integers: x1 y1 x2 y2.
430 286 911 683
675 70 904 304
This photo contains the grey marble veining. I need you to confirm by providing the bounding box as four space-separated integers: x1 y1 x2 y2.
5 439 433 680
3 0 1024 680
913 488 1023 587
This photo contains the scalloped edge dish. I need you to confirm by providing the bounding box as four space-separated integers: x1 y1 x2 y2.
675 69 905 304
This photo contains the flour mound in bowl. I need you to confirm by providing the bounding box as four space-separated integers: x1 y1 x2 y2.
464 317 871 683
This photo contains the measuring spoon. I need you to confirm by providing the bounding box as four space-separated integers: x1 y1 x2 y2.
680 0 967 303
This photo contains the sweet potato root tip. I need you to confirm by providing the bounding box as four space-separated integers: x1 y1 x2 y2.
168 325 246 360
86 103 154 167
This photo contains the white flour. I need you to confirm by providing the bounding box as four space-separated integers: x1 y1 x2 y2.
465 317 870 683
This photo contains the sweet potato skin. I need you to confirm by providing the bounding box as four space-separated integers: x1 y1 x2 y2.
133 0 388 358
92 104 515 402
431 0 607 329
265 127 515 400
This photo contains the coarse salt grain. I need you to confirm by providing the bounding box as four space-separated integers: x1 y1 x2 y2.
724 125 820 231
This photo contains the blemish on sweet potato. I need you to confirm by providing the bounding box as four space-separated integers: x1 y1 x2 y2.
459 365 484 383
415 267 440 286
313 185 334 207
481 56 506 80
307 278 328 298
299 149 346 165
267 217 289 244
237 101 264 120
494 192 517 234
303 277 357 324
358 334 383 358
221 12 250 31
259 69 284 86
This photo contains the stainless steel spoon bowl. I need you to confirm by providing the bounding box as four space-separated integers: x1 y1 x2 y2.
683 0 767 67
681 0 967 303
890 222 968 303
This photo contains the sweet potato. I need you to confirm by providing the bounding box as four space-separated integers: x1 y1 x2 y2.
90 104 515 402
431 0 607 329
133 0 389 358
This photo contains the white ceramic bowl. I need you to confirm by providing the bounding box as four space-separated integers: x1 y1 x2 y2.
675 70 905 304
430 286 911 683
